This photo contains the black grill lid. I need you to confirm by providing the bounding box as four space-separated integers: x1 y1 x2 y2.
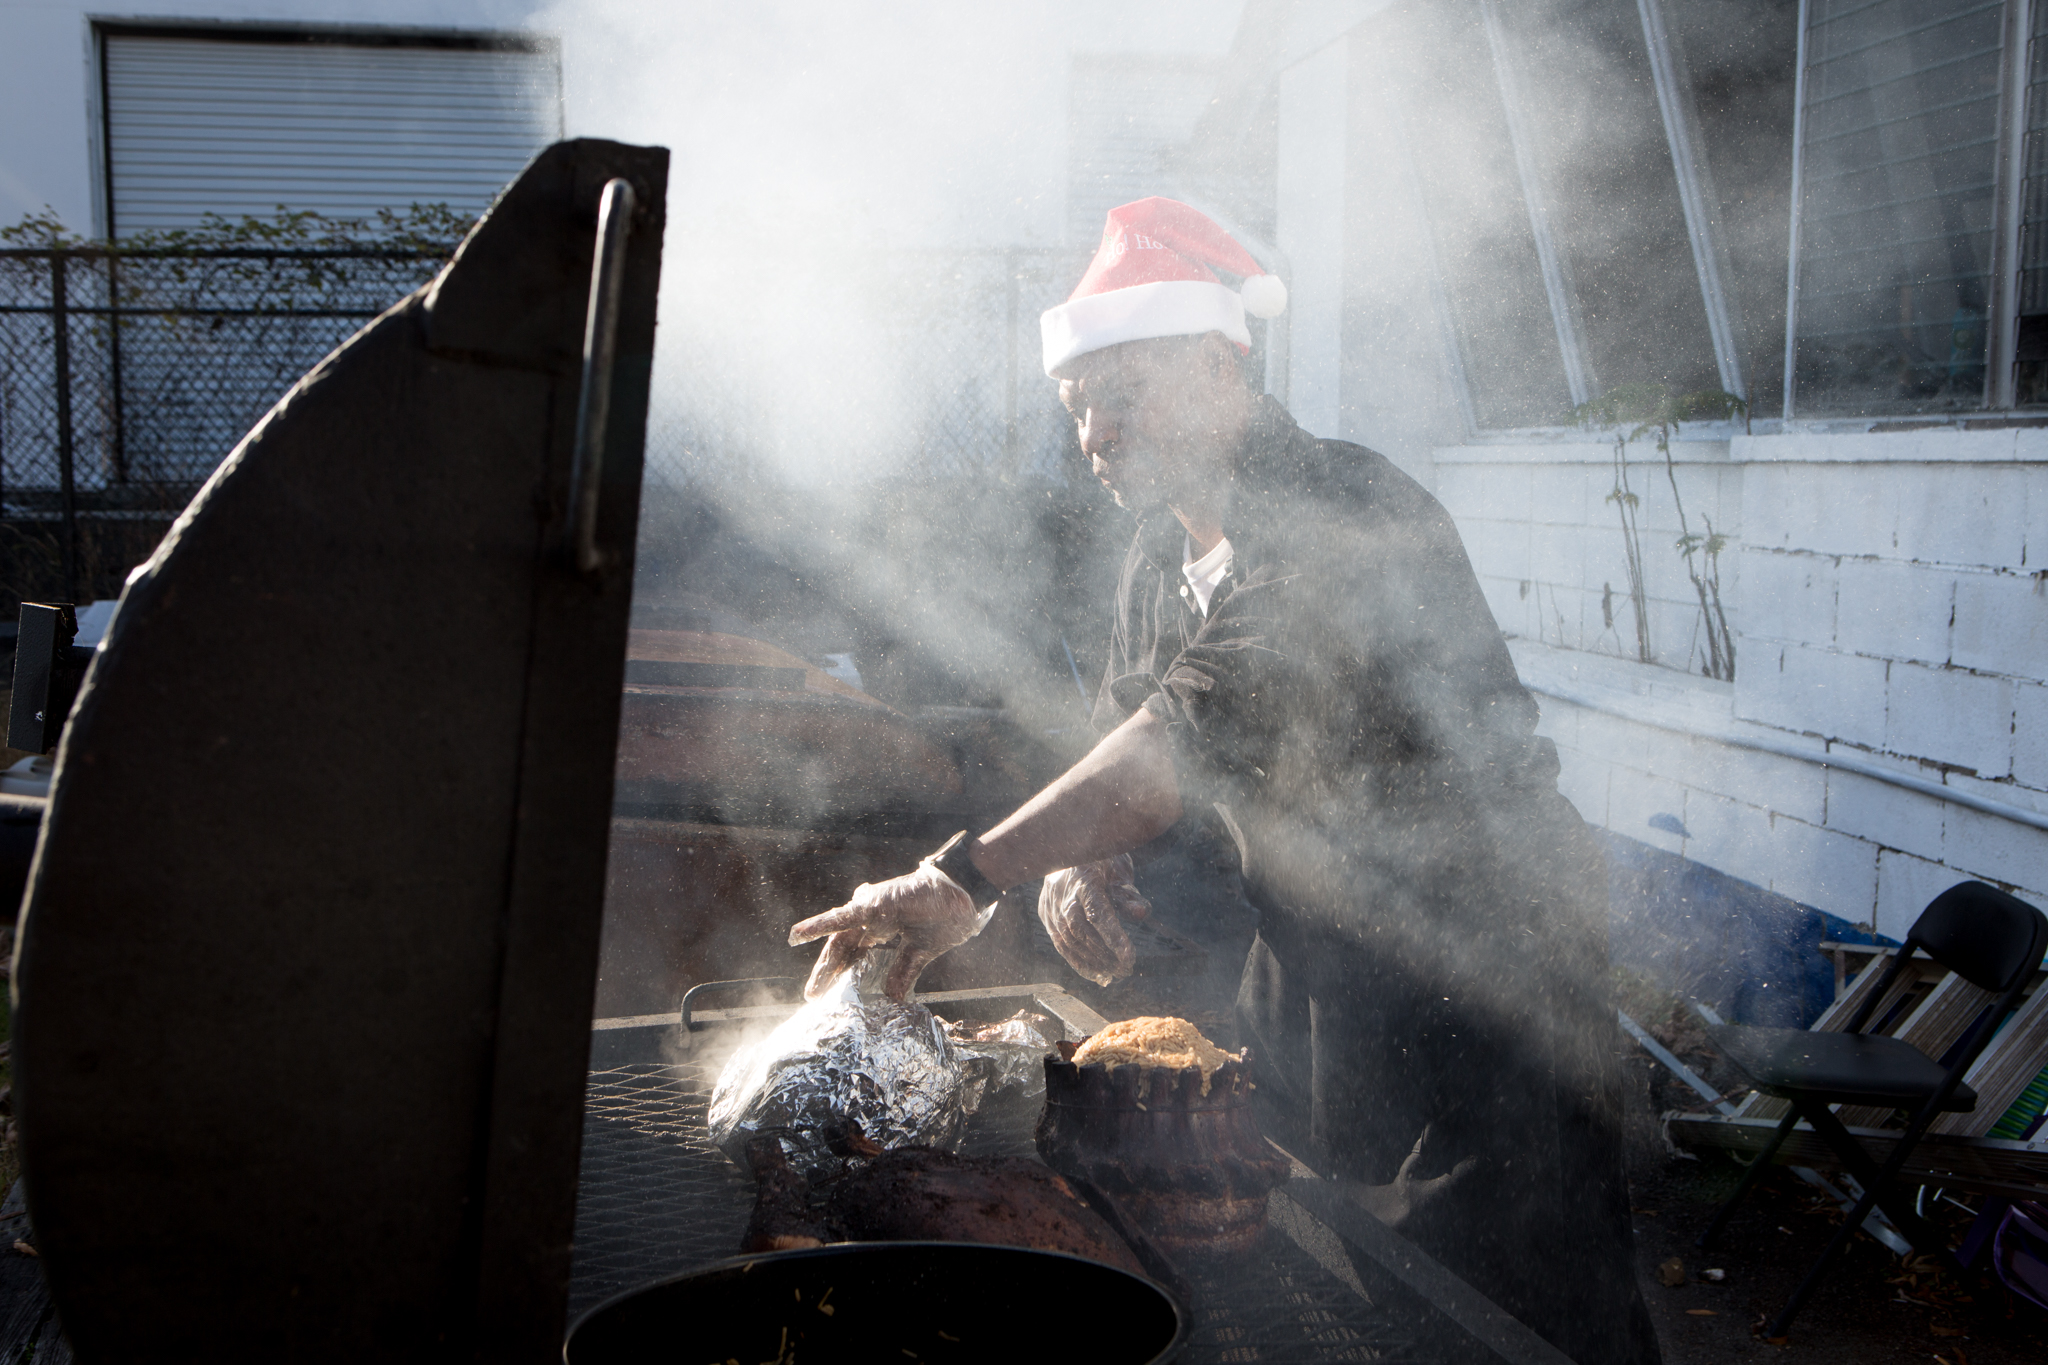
13 138 667 1364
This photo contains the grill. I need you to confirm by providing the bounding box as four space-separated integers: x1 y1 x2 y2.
571 1063 1446 1363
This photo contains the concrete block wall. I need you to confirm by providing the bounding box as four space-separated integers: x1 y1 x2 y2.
1443 428 2048 942
1436 438 1742 678
1732 435 2048 785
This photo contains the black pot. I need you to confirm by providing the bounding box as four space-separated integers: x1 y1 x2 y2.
565 1241 1186 1364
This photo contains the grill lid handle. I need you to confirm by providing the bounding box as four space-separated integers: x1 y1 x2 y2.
568 176 637 573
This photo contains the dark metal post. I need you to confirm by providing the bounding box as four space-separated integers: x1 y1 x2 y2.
1004 250 1020 475
50 253 79 602
106 251 128 485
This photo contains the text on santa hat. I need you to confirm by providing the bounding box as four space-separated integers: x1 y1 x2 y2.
1108 232 1171 259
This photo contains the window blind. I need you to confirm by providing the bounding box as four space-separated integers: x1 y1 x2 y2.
103 32 562 235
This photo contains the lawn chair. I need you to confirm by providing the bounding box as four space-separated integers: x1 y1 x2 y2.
1696 880 2048 1340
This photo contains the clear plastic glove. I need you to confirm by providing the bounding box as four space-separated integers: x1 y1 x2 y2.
1037 855 1151 986
788 861 991 1000
1341 1125 1480 1230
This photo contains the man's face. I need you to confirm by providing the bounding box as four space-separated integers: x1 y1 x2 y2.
1057 337 1236 512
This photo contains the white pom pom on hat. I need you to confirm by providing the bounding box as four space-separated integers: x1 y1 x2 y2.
1239 273 1288 320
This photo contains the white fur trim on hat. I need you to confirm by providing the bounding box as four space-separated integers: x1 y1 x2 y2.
1041 279 1250 377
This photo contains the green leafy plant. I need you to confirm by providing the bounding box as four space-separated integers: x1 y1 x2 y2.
1573 384 1744 681
3 204 474 317
4 201 473 252
0 207 85 248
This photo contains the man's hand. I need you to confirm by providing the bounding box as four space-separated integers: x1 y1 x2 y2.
788 862 986 1000
1340 1126 1479 1230
1037 855 1150 986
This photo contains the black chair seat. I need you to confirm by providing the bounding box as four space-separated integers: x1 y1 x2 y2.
1695 884 2047 1340
1709 1023 1977 1112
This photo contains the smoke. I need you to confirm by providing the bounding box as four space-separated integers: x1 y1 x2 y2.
540 1 1065 251
553 0 1758 1148
531 0 1245 477
549 13 1708 1339
520 0 1259 739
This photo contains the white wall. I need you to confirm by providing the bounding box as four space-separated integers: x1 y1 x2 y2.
3 0 1249 248
0 0 543 234
1435 430 2048 940
1439 435 1742 673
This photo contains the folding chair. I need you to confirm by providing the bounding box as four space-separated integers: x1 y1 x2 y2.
1697 880 2048 1339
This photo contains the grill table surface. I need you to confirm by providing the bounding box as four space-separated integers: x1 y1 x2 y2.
570 1061 1446 1363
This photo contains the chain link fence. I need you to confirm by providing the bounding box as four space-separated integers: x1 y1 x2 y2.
0 246 449 606
647 248 1085 491
0 242 1085 609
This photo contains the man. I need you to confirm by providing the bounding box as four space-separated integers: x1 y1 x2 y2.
790 198 1660 1363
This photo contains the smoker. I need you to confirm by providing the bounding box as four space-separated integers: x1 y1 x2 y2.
12 139 666 1363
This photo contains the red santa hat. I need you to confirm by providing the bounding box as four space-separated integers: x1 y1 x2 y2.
1041 197 1287 378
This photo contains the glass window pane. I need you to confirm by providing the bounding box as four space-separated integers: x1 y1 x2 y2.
1671 0 1803 416
2013 1 2048 401
1372 1 1574 428
1791 0 2005 416
1508 0 1725 402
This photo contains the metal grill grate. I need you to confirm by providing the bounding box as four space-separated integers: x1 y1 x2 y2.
570 1063 755 1319
570 1064 1443 1362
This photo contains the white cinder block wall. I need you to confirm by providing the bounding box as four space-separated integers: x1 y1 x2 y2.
1439 437 1742 674
1434 428 2048 941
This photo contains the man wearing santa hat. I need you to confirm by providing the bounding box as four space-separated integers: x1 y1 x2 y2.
791 198 1660 1362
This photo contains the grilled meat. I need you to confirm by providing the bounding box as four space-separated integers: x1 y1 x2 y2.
827 1148 1147 1275
740 1134 1146 1276
741 1134 828 1252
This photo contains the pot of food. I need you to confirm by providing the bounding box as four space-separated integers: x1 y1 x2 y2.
564 1242 1185 1364
1035 1018 1292 1259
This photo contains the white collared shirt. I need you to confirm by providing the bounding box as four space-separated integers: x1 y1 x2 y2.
1181 534 1234 617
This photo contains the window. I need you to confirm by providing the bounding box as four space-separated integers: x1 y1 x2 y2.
1367 1 1576 428
1362 0 1797 429
2013 3 2048 400
98 24 562 236
1067 55 1222 246
1786 1 2006 416
1504 0 1726 403
1664 0 1802 416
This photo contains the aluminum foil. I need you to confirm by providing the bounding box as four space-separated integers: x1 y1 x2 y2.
707 965 990 1177
944 1010 1057 1099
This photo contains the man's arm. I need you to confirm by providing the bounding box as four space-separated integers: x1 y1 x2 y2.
788 706 1183 997
968 706 1183 890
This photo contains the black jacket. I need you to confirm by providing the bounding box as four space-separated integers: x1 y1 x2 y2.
1093 399 1660 1365
1097 396 1580 959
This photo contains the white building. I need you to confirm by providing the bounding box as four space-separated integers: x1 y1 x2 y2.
1269 0 2048 953
4 0 2039 978
0 1 558 237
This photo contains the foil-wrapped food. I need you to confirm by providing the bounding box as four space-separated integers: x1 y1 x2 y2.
708 970 972 1175
706 967 1056 1177
946 1010 1058 1097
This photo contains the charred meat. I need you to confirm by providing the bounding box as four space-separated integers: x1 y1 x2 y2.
742 1136 1146 1277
